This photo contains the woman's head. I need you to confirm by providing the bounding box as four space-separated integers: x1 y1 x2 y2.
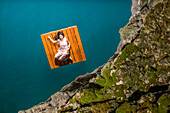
58 32 64 40
54 31 65 40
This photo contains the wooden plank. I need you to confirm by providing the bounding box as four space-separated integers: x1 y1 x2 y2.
49 32 58 53
73 26 86 61
44 34 56 69
62 30 75 64
41 35 55 69
70 28 82 61
66 29 80 62
46 33 58 67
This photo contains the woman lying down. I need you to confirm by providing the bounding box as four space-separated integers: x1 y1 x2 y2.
48 31 73 65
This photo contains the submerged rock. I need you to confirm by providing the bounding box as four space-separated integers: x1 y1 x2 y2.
19 0 170 112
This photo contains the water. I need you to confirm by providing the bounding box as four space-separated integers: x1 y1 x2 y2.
0 0 131 112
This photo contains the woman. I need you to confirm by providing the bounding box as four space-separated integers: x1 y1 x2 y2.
47 31 73 64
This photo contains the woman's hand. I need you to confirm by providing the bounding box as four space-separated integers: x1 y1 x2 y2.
47 35 50 39
47 35 57 43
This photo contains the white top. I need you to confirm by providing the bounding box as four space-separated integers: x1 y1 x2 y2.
57 36 70 52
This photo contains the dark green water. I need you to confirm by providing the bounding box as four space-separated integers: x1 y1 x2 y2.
0 0 131 112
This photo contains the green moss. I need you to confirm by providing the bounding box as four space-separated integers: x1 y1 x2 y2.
146 93 170 113
126 44 139 53
77 88 112 105
116 102 136 113
159 38 167 45
96 77 106 87
69 98 76 104
100 64 114 89
99 102 111 112
162 40 166 44
147 102 159 112
116 63 121 70
120 68 126 72
111 72 117 84
125 77 132 87
131 72 140 85
95 89 104 101
148 72 157 83
101 65 111 78
157 93 170 113
77 89 96 105
113 85 126 102
116 44 139 65
103 85 111 90
143 60 148 66
152 36 159 41
138 79 145 89
106 76 114 89
159 44 163 48
77 108 81 112
156 65 164 73
119 50 129 59
137 59 141 64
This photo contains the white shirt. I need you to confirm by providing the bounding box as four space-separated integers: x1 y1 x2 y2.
57 37 70 52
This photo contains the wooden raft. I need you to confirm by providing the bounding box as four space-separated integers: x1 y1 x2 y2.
41 25 86 69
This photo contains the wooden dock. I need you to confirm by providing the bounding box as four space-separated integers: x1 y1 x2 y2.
41 25 86 69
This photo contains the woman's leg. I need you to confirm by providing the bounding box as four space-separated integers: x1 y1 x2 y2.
55 52 63 65
58 52 69 61
55 52 62 60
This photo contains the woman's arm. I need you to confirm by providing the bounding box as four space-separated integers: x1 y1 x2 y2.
47 35 57 43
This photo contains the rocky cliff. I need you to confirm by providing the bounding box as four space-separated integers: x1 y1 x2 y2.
19 0 170 112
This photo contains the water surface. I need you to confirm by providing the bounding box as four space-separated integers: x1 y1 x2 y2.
0 0 131 112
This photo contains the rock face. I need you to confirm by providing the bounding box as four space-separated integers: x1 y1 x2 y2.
19 0 170 112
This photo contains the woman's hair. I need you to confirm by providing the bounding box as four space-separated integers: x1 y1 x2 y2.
54 31 64 40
